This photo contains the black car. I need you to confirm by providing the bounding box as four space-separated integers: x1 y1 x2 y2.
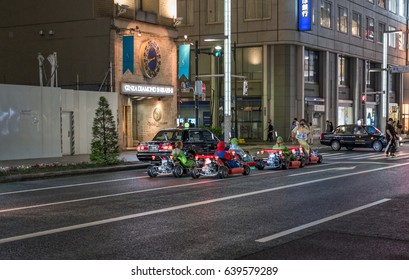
319 124 387 152
136 128 220 161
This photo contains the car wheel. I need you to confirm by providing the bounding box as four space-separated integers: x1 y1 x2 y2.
346 146 354 151
242 165 251 175
372 140 383 152
218 166 229 179
190 167 200 179
331 140 341 151
147 165 158 178
173 165 184 178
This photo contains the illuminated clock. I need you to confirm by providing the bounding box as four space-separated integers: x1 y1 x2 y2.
141 40 161 79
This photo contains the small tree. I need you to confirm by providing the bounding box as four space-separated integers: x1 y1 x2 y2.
90 96 120 164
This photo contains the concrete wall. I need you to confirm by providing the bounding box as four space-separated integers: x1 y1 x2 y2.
0 84 117 160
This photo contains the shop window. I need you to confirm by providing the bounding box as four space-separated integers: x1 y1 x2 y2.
320 0 331 29
337 6 348 34
245 0 271 20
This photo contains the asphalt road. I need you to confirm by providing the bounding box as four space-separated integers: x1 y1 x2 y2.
1 145 409 260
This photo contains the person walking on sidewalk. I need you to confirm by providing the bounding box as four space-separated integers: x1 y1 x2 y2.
266 120 274 142
385 118 397 158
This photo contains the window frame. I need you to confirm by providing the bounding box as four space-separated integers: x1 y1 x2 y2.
177 0 194 26
338 55 349 86
337 6 348 34
244 0 272 21
351 11 361 38
304 49 319 83
365 16 375 41
320 0 332 29
207 0 224 24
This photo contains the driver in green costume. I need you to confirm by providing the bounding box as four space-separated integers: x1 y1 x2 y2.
272 136 293 160
171 141 195 168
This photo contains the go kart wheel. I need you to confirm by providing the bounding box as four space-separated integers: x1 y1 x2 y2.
242 165 251 175
317 155 323 163
147 165 158 178
282 159 289 170
331 140 341 151
218 166 229 179
190 167 200 179
256 160 265 170
173 165 184 178
299 158 305 168
372 140 383 152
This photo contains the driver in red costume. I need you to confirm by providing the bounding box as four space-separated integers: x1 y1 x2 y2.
215 141 239 168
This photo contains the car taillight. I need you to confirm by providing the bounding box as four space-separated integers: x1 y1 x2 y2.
160 144 173 150
195 155 199 160
151 155 156 160
279 150 282 155
319 134 323 140
136 145 148 151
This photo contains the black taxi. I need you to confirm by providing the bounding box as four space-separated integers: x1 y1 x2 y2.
136 128 220 161
319 124 387 152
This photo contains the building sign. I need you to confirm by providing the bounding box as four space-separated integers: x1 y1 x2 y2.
298 0 311 31
121 83 174 96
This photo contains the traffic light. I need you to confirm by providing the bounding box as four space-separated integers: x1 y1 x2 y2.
361 93 366 104
213 45 223 57
243 80 248 96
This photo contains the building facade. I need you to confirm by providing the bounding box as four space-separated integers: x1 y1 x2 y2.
176 0 409 140
0 0 179 150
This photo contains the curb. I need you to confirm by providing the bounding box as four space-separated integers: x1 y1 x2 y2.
0 163 150 183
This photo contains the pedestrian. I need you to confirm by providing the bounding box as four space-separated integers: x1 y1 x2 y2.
291 118 311 155
288 120 297 142
326 120 334 132
385 118 397 158
266 119 274 142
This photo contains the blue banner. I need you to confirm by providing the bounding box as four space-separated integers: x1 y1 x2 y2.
123 36 134 74
178 44 190 79
298 0 311 31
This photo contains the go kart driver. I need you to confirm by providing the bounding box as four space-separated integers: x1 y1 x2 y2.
273 136 293 160
171 141 195 168
215 141 239 168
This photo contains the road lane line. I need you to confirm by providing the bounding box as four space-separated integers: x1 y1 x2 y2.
1 162 408 244
0 176 149 196
255 198 391 243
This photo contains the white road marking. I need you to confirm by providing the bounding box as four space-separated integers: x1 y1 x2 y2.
288 166 356 177
0 176 149 196
1 163 408 244
256 198 391 243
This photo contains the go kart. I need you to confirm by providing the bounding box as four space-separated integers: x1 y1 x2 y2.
147 155 189 178
288 145 323 164
256 147 307 170
190 154 251 179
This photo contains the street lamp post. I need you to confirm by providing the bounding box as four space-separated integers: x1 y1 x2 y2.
223 0 231 142
380 30 402 133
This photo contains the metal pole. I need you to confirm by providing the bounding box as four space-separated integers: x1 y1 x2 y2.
223 0 232 142
195 40 199 128
234 41 238 138
381 32 388 133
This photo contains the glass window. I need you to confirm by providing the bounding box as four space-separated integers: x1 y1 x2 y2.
378 22 385 43
378 0 385 9
398 32 405 50
337 6 348 34
398 0 405 16
245 0 271 20
368 0 374 3
389 26 397 48
338 55 349 86
365 17 374 41
351 12 361 37
320 1 331 29
389 0 397 13
207 0 223 23
177 0 194 26
304 49 319 83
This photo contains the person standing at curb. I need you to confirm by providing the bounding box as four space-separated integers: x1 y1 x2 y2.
385 118 397 158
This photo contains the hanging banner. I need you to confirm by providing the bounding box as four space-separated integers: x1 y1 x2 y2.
123 36 134 74
298 0 311 31
178 44 190 79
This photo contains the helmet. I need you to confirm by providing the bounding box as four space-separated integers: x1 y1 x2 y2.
276 136 284 144
231 138 238 145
